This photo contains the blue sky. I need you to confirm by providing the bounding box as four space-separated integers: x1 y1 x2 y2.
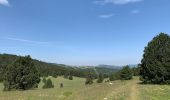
0 0 170 66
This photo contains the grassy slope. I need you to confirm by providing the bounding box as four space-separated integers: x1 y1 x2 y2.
0 77 170 100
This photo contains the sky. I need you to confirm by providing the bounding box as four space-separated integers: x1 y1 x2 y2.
0 0 170 66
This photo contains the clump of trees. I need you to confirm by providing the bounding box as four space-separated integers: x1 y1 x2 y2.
97 74 104 83
3 56 40 91
109 66 133 81
140 33 170 84
42 78 54 89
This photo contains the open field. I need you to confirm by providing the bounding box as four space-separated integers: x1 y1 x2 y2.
0 77 170 100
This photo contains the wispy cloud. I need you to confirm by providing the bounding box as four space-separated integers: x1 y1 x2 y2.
5 37 49 45
94 0 143 5
0 0 9 6
99 14 115 19
131 9 140 14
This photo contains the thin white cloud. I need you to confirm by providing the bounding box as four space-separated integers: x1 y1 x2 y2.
131 9 140 14
99 14 115 19
0 0 9 6
5 37 49 45
94 0 143 5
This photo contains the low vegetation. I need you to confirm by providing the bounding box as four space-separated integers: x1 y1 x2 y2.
0 76 169 100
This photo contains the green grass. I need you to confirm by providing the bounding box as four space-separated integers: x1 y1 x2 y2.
0 76 170 100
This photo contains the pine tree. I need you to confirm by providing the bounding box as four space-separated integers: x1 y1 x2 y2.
3 56 40 91
140 33 170 84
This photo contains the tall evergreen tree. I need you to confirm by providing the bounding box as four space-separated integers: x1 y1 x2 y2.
140 33 170 84
3 55 40 91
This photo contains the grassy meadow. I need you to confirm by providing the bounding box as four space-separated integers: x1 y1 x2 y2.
0 76 169 100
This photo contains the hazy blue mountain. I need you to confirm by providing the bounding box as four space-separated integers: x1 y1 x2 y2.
97 64 122 70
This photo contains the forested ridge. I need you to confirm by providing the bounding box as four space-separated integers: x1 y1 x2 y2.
0 54 118 80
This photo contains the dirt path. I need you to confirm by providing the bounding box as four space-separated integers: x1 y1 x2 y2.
130 78 139 100
106 77 140 100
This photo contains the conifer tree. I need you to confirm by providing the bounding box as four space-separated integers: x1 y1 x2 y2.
140 33 170 84
3 56 40 91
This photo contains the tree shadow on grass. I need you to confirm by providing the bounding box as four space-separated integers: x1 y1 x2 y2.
137 81 170 86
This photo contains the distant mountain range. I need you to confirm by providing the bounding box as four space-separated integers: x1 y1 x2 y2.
96 64 138 69
97 64 122 70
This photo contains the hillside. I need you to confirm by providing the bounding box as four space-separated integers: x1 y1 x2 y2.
0 54 119 78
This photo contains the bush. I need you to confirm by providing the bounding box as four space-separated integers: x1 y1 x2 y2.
109 72 120 81
69 75 73 80
97 74 104 83
120 66 132 80
43 78 54 89
85 73 94 85
140 33 170 84
3 56 40 91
